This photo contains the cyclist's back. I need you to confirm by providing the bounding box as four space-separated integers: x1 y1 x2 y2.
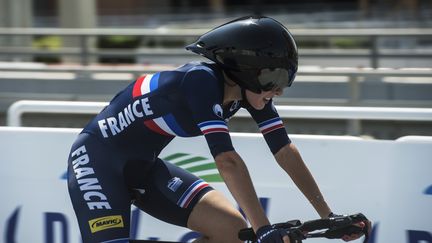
82 61 228 161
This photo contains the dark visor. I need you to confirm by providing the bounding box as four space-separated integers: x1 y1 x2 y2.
257 68 295 91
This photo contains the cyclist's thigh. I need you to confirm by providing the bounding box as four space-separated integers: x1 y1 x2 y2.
67 133 131 243
131 158 213 227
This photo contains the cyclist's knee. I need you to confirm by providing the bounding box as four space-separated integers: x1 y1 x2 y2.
227 216 248 240
205 214 246 242
187 190 247 242
230 214 248 231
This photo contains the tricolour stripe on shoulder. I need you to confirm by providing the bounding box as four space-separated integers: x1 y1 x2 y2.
140 74 154 95
132 75 146 98
132 73 160 98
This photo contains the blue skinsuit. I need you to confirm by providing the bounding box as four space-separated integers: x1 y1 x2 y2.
67 62 290 242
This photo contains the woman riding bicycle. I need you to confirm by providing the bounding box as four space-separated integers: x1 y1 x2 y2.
67 16 369 243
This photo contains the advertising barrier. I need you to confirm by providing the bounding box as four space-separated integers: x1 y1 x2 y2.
0 127 431 243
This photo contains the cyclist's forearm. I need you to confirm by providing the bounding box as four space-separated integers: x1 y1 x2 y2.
215 151 270 231
275 143 332 218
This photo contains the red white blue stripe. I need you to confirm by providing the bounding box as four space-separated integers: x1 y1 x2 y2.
258 117 284 135
143 114 188 137
132 74 187 137
198 120 229 135
132 73 160 98
144 117 175 136
177 179 209 208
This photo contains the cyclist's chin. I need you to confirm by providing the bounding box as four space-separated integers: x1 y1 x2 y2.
245 90 270 110
250 102 266 110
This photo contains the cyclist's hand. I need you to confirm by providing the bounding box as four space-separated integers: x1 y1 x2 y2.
341 220 372 242
329 213 372 242
256 225 291 243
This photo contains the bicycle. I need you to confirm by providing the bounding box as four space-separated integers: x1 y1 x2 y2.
130 213 370 243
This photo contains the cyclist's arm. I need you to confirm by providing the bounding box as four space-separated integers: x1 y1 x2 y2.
215 150 270 231
246 100 331 218
274 143 332 218
180 68 271 231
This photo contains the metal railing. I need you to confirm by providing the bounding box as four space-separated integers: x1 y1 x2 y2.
1 65 431 108
1 27 432 67
6 100 432 135
2 63 432 78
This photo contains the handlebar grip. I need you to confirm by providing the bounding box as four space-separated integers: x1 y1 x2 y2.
324 225 365 239
301 213 367 232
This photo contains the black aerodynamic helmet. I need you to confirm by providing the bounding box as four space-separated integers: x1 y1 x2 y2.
186 15 298 93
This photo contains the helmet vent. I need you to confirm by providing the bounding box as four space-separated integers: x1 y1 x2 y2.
196 41 205 48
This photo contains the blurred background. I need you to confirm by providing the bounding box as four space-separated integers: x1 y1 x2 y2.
1 0 432 139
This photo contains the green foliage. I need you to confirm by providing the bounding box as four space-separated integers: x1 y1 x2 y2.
32 35 62 49
32 35 62 63
98 35 141 49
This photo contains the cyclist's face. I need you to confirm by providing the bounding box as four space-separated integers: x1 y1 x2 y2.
245 88 283 110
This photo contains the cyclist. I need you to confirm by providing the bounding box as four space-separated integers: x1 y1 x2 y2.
67 16 369 243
